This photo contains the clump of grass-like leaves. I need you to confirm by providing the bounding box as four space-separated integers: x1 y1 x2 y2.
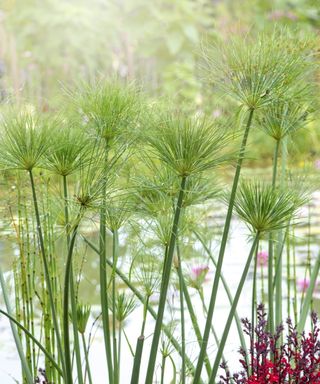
203 28 311 111
68 79 141 143
0 110 52 171
233 180 309 233
209 179 309 383
146 113 233 177
44 117 92 176
258 99 310 142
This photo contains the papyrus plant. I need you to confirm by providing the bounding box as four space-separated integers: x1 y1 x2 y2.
0 110 67 381
257 97 312 332
144 112 233 383
194 29 312 382
68 79 141 384
209 180 309 383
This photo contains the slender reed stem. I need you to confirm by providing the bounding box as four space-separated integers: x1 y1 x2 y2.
292 227 298 325
286 233 291 319
297 250 320 333
63 175 84 384
63 221 80 384
251 246 258 369
193 230 248 367
277 137 287 323
209 233 260 384
99 146 113 384
145 175 187 384
130 296 150 384
118 324 122 384
83 237 198 376
28 170 65 377
176 243 185 384
0 309 63 377
112 229 119 384
0 268 34 384
160 352 166 384
267 140 280 334
180 277 211 376
198 288 226 364
82 333 93 384
130 336 145 384
193 108 254 383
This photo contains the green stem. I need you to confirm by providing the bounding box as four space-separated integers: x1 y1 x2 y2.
99 147 113 384
176 243 186 384
28 170 65 377
112 229 119 384
130 296 150 384
83 236 198 377
275 137 287 330
297 250 320 333
251 246 258 370
286 232 291 319
63 221 80 384
145 175 187 384
0 269 34 384
0 309 63 377
198 288 225 363
209 233 260 384
181 275 211 376
267 139 280 334
118 324 122 384
130 336 145 384
63 175 84 384
194 230 248 367
82 333 93 384
193 108 254 383
160 353 167 384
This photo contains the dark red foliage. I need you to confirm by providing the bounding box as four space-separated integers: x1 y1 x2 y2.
219 304 320 384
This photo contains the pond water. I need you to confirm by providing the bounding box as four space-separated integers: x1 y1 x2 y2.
0 191 319 383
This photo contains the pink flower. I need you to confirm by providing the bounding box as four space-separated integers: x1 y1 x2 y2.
315 159 320 170
257 251 268 267
297 277 310 292
191 265 209 279
189 265 209 289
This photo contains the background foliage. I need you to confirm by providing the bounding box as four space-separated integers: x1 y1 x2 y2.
0 0 319 161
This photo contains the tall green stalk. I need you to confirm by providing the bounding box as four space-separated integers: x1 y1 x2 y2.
0 266 34 384
112 229 119 384
160 349 167 384
297 250 320 333
275 137 288 331
267 139 280 334
82 333 93 384
251 246 258 357
176 244 186 384
194 230 248 362
209 233 260 384
193 108 254 383
146 175 187 383
28 170 66 378
99 146 113 384
180 277 211 376
63 221 80 384
130 336 145 384
84 236 198 376
286 232 291 318
130 296 149 384
198 288 226 364
63 175 84 384
0 309 63 377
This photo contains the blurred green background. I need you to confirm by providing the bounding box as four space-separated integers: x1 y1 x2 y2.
0 0 319 163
